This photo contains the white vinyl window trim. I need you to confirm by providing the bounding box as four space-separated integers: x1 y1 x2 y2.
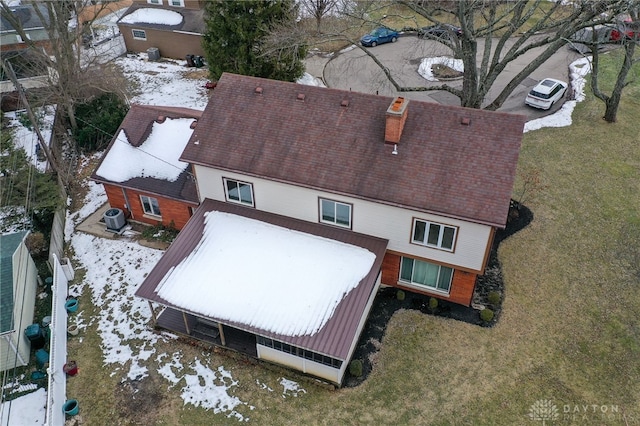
170 0 185 6
224 178 254 206
147 0 162 4
319 198 352 228
411 218 457 251
140 195 161 217
399 256 453 293
132 29 147 40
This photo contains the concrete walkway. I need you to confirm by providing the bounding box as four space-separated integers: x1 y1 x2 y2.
75 203 169 250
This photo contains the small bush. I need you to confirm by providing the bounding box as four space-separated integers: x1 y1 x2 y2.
396 290 405 301
487 291 501 306
480 308 494 322
428 297 438 311
349 359 363 377
141 222 179 243
25 232 47 258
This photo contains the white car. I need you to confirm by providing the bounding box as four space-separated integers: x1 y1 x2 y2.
525 78 568 110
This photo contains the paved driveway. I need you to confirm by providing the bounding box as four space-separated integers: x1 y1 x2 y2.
307 34 583 119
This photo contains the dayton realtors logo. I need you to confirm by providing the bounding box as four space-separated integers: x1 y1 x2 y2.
529 399 560 424
528 400 634 424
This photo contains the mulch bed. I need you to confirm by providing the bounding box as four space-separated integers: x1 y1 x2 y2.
342 200 533 388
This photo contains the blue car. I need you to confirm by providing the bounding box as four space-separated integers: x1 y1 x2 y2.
360 27 399 47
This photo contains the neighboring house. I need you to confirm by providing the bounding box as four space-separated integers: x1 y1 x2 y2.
0 3 51 54
0 3 51 99
134 73 526 386
90 104 202 230
0 231 38 372
117 0 205 59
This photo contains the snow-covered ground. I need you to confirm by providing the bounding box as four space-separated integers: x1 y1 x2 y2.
1 14 593 424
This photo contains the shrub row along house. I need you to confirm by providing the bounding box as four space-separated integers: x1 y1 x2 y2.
92 73 525 386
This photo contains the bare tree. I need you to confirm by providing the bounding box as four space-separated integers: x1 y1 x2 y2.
395 0 634 109
299 0 342 32
588 7 640 122
278 0 632 110
0 0 128 130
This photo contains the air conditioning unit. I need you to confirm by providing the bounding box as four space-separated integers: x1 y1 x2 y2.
147 47 160 61
104 208 126 231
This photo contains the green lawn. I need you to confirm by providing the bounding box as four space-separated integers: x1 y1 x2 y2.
65 49 640 425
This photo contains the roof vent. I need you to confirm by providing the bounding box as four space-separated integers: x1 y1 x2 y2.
156 115 166 123
190 120 197 129
461 117 471 125
341 99 349 107
297 93 306 101
255 87 263 95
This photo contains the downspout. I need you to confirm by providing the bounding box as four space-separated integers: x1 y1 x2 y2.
121 187 133 219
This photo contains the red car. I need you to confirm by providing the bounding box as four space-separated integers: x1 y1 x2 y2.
610 21 639 42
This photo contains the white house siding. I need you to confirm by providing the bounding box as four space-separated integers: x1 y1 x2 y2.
256 345 341 385
194 166 493 272
13 240 38 369
0 240 38 372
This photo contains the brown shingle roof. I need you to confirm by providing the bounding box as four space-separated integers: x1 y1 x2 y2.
182 73 525 228
91 104 202 203
135 198 389 360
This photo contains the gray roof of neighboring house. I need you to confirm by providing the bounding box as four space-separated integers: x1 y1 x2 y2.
90 104 202 204
0 4 49 33
182 73 526 228
117 3 205 34
0 231 28 333
135 198 389 361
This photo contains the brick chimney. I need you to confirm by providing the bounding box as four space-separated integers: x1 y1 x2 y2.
385 97 409 144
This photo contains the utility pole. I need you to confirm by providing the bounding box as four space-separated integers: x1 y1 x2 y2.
1 59 60 176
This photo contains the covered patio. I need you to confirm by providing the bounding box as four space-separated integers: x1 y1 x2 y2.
154 308 257 357
136 199 388 386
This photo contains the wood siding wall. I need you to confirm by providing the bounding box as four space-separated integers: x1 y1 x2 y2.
103 184 195 230
194 166 494 273
119 26 204 58
381 252 477 306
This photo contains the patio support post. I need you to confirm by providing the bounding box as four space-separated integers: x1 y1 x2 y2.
182 312 191 335
218 323 226 346
148 301 157 324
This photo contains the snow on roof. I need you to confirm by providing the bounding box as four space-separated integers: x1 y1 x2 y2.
156 211 376 337
95 118 194 182
120 8 183 26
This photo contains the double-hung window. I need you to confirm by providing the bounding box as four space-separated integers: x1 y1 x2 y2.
140 195 161 216
147 0 162 4
412 218 457 251
132 29 147 40
224 178 254 206
319 198 351 228
400 257 453 292
169 0 185 6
